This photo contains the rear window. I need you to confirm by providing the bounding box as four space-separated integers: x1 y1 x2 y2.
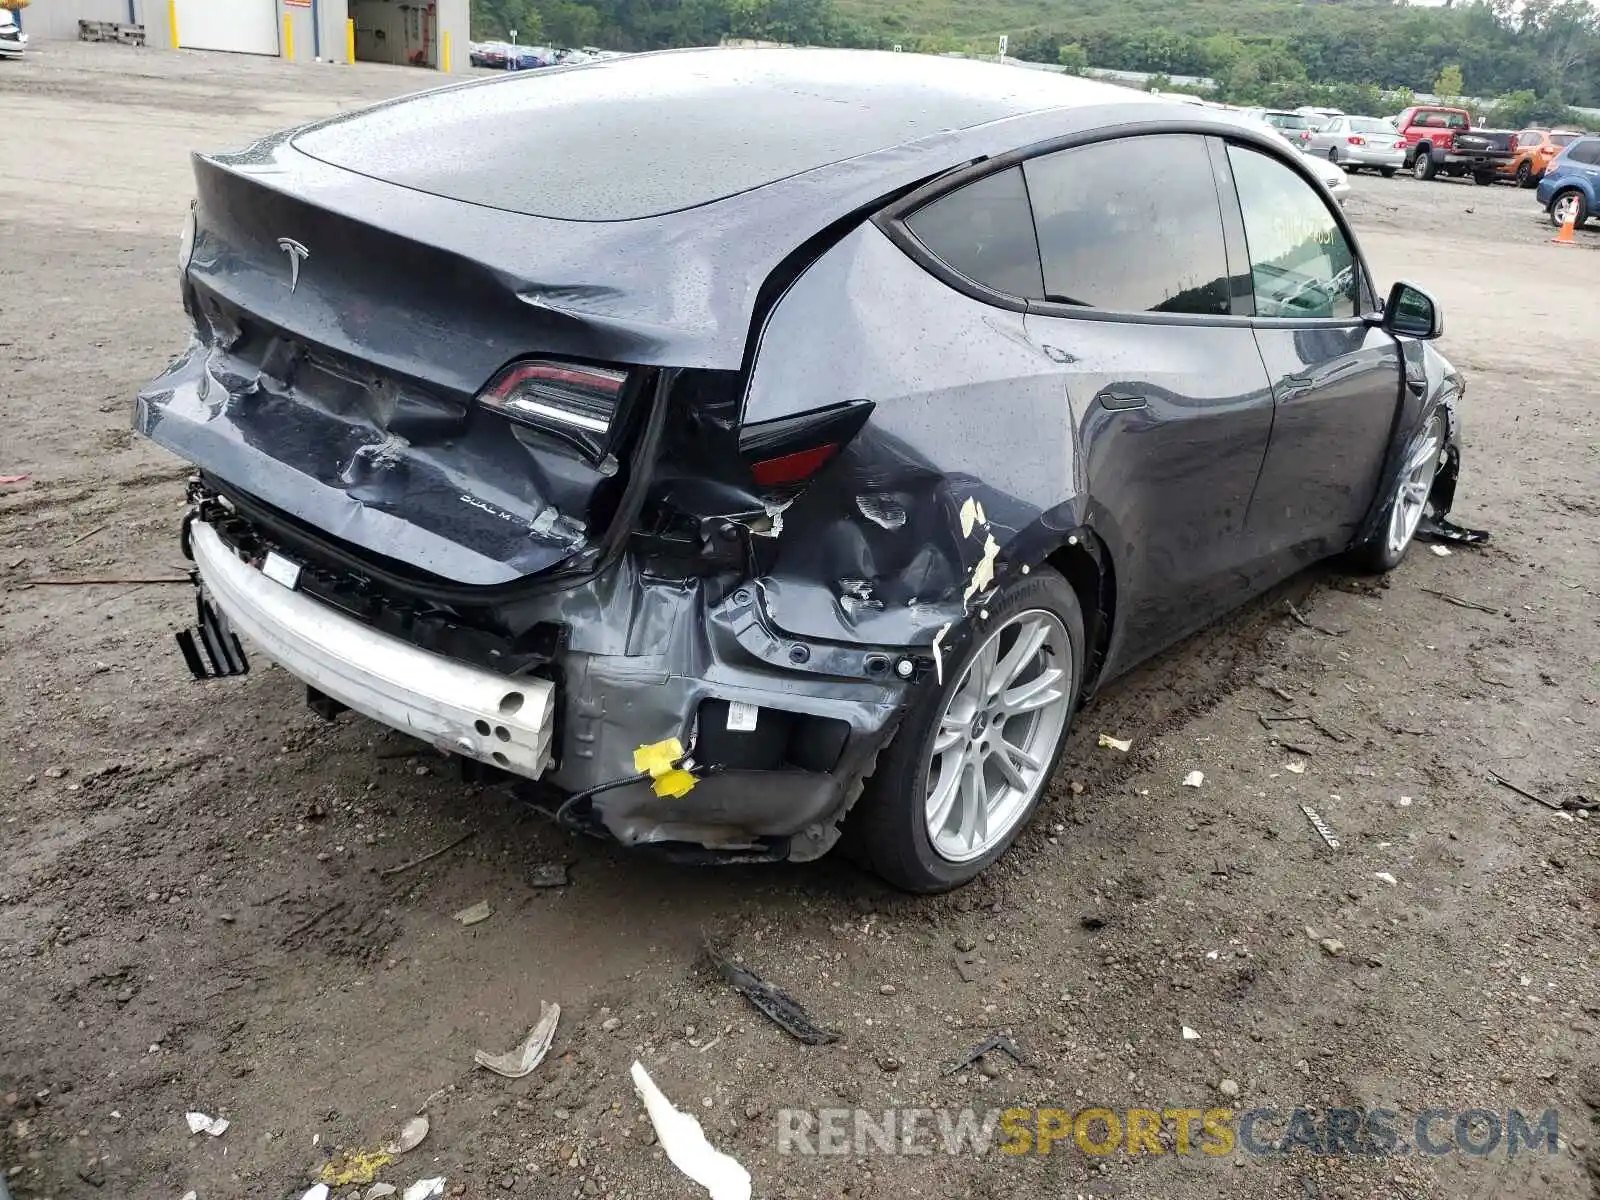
1264 113 1311 131
1349 117 1394 134
1552 133 1579 147
904 167 1044 300
1025 134 1231 316
291 50 1126 222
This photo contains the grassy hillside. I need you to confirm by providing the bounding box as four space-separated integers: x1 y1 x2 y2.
838 0 1324 46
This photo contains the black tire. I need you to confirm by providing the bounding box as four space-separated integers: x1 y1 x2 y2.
1550 189 1589 229
1327 147 1340 165
1380 167 1397 178
1473 170 1496 186
1344 410 1447 575
1514 160 1533 187
1413 148 1438 180
844 568 1085 893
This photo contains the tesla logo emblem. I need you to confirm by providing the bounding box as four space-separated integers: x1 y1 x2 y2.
276 237 309 292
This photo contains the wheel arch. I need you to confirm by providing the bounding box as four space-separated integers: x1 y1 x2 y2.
1041 529 1117 699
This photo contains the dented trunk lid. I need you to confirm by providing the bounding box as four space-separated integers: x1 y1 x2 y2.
137 149 651 587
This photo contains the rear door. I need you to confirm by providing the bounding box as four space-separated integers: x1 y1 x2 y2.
1221 142 1402 564
1018 133 1277 669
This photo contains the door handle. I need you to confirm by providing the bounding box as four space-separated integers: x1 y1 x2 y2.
1278 374 1315 399
1096 388 1147 411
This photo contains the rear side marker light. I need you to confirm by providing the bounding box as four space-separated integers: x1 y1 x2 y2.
750 444 840 486
738 399 875 490
478 359 628 460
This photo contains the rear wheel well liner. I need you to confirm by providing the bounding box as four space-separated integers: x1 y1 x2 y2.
1043 531 1115 696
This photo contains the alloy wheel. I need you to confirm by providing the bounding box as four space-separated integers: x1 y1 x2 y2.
923 611 1072 863
1386 413 1445 557
1554 193 1581 227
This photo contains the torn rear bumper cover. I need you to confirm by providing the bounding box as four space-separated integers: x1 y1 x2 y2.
188 516 909 862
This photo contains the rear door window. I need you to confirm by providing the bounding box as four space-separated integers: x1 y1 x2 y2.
1227 144 1358 320
903 166 1045 300
1023 134 1232 316
1569 140 1600 165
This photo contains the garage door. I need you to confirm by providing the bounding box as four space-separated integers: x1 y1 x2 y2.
174 0 279 55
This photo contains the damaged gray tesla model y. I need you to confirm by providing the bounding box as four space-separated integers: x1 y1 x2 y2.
136 49 1478 891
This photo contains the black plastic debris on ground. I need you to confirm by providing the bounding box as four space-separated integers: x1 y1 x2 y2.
945 1032 1030 1077
1418 514 1490 546
703 934 840 1045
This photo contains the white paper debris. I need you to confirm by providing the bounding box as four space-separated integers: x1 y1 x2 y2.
957 496 987 539
1285 761 1306 774
931 623 952 686
402 1180 446 1200
474 1000 560 1079
182 1193 198 1200
299 1187 331 1200
1374 871 1398 886
1430 545 1452 557
631 1060 752 1200
452 900 492 926
365 1187 398 1200
384 1115 430 1156
1398 795 1413 807
962 533 1001 604
185 1111 229 1137
1098 734 1132 752
1181 1026 1201 1041
1182 771 1204 788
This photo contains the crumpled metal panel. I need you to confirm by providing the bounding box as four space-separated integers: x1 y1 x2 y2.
137 341 591 586
740 223 1081 649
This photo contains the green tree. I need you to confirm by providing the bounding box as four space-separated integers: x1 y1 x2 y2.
1434 63 1465 98
1057 42 1088 74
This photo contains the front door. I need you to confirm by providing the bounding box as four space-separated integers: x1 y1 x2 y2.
1222 142 1403 565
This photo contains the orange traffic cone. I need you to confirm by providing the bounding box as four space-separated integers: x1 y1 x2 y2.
1552 204 1578 245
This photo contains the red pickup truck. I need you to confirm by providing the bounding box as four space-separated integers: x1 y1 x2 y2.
1397 105 1517 183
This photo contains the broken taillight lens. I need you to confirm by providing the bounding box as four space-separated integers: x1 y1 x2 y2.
477 359 628 460
739 400 875 489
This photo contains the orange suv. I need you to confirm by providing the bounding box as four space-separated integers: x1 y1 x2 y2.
1504 129 1586 187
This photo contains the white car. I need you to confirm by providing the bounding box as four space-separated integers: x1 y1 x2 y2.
0 9 28 58
1305 150 1352 204
1234 115 1352 203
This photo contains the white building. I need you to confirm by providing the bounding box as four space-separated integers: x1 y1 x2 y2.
17 0 470 71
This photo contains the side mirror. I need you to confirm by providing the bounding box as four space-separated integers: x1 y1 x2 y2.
1381 281 1443 339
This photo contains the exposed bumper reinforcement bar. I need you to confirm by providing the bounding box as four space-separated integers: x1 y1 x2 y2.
189 519 556 778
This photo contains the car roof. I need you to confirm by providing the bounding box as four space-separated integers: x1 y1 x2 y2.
292 48 1170 222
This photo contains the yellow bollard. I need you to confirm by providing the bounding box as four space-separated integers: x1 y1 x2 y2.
283 12 294 60
441 30 451 72
346 18 355 64
167 0 178 48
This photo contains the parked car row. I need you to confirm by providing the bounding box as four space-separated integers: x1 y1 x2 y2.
467 42 621 70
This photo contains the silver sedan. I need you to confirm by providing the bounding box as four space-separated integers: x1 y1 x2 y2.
1303 116 1406 174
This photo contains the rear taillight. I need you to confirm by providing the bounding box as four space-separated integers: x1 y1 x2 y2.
477 359 628 460
1393 139 1406 149
1347 135 1366 146
739 400 874 489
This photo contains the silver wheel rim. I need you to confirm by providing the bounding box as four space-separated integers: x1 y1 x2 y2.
1413 155 1428 178
923 610 1072 863
1555 194 1579 225
1386 414 1445 556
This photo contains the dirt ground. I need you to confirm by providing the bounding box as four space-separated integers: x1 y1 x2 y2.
2 42 1598 1200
